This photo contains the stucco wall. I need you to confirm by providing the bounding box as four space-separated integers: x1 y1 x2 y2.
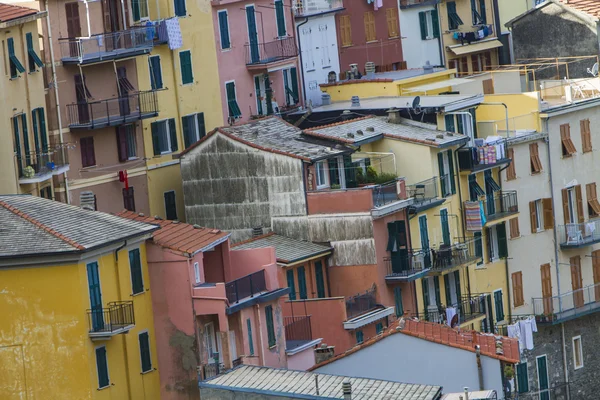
287 347 317 371
399 5 442 68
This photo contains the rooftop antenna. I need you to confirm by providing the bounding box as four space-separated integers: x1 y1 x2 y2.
588 62 599 77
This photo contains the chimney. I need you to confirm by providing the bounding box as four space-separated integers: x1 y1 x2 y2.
342 379 352 400
351 96 360 107
365 61 375 79
423 60 434 74
322 93 331 105
463 387 470 400
315 344 335 363
386 108 402 124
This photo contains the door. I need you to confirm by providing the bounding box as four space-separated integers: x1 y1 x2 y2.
65 2 81 57
229 331 237 361
117 67 130 116
541 263 553 315
485 170 496 216
440 209 450 246
571 256 584 308
205 322 217 363
419 215 431 268
246 6 259 63
87 262 104 331
254 75 265 115
537 355 550 400
74 75 90 123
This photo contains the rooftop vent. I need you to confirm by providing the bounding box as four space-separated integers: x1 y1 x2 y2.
386 108 402 124
365 61 375 80
322 93 331 106
423 60 434 74
341 110 352 120
366 127 374 132
252 227 264 238
343 380 352 400
347 132 355 138
351 96 360 107
356 130 363 136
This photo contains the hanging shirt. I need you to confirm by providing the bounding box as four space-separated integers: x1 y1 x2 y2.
446 307 457 327
519 320 534 350
507 323 523 353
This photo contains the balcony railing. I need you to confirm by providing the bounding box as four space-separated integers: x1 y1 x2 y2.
292 0 343 16
372 178 407 208
346 287 378 320
284 315 313 342
400 0 433 7
66 90 159 129
533 282 600 324
406 177 440 211
558 220 600 248
202 363 220 380
245 37 298 66
457 139 509 172
87 301 135 337
384 249 431 282
17 148 70 184
481 190 519 222
59 27 154 64
422 295 487 326
430 238 482 274
225 269 267 304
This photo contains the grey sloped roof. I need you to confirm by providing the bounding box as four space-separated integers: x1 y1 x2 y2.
233 234 332 264
0 195 158 258
200 365 442 400
218 117 350 161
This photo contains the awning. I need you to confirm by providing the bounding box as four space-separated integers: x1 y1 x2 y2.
403 78 472 94
449 39 503 56
343 306 395 330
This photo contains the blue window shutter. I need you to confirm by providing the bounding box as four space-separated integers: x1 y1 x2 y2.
129 248 144 294
315 261 325 298
21 114 30 163
376 323 383 334
95 347 109 388
218 11 230 49
139 332 152 372
151 122 160 155
286 269 296 300
448 150 456 194
419 11 427 40
32 109 40 153
149 56 163 90
175 0 186 17
265 305 276 347
297 266 307 299
517 363 529 393
247 318 254 355
445 114 455 132
168 118 178 152
182 115 192 149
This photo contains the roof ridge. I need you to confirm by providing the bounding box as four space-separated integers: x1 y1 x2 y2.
0 200 85 250
305 115 375 132
231 232 276 247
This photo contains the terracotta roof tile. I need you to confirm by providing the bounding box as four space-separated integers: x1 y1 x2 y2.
559 0 600 18
116 211 230 256
0 3 38 22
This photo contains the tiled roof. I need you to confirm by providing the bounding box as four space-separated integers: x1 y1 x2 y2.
311 318 520 370
116 211 230 256
558 0 600 18
0 3 38 22
0 196 157 258
306 116 469 148
200 365 443 400
232 233 332 264
180 116 351 161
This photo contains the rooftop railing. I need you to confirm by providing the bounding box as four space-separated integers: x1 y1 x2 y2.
292 0 343 16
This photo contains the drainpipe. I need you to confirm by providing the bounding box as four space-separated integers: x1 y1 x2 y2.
82 0 92 37
19 24 32 154
45 0 70 203
296 16 309 106
480 102 509 137
120 0 127 30
113 240 133 399
475 345 484 390
255 304 266 366
492 0 502 64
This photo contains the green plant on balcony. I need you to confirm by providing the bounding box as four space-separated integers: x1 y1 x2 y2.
331 184 341 190
366 166 378 183
23 166 35 178
374 172 398 185
503 365 514 380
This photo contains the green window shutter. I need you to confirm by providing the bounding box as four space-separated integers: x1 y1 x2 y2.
297 266 307 299
129 248 144 294
494 290 504 322
479 0 486 24
387 222 397 252
419 215 429 249
139 332 152 372
469 108 478 138
168 118 178 152
21 114 30 162
32 109 40 153
182 115 192 149
444 274 452 306
26 32 43 71
290 67 299 103
286 269 296 300
254 76 263 115
437 152 446 197
448 150 456 194
343 155 357 188
247 318 254 355
13 117 21 162
7 38 25 77
418 11 427 40
132 0 141 21
474 231 483 259
356 330 363 343
39 108 47 151
454 270 462 300
275 0 286 37
431 9 440 38
441 209 450 246
174 0 186 17
149 56 163 90
517 363 529 393
226 82 242 118
486 227 492 262
197 113 206 139
470 0 477 25
179 51 193 84
457 114 464 134
433 276 441 306
394 286 403 317
151 122 160 155
265 305 276 347
421 279 430 309
444 114 455 132
497 222 508 258
327 158 339 186
315 261 326 298
95 347 109 388
376 323 383 335
218 11 231 49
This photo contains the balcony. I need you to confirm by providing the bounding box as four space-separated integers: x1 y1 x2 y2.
429 238 482 275
66 90 159 130
245 37 298 69
59 27 154 65
226 269 267 304
384 250 431 282
17 148 70 185
292 0 343 17
87 301 135 339
558 220 600 249
371 178 413 218
406 176 444 215
285 315 319 354
457 139 510 172
422 295 487 327
533 283 600 324
400 0 439 9
344 287 394 330
481 190 519 225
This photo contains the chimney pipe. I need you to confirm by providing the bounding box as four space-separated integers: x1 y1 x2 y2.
386 108 402 124
476 345 484 390
342 379 352 400
351 96 360 107
464 387 470 400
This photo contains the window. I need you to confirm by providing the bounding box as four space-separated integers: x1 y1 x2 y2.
339 15 352 47
470 0 486 25
593 250 600 301
315 261 326 298
275 0 286 37
394 286 403 317
573 336 583 369
123 186 135 211
493 289 504 322
204 323 217 361
179 50 193 85
283 68 299 106
530 199 543 232
376 322 383 334
364 12 376 42
297 266 307 299
286 269 296 300
116 125 136 161
193 262 200 284
315 161 329 189
560 123 577 157
132 0 149 21
585 182 600 218
536 356 550 399
80 136 96 168
225 81 242 118
174 0 186 17
40 186 52 200
139 331 152 372
129 248 144 294
182 113 206 149
562 186 583 224
12 114 28 170
541 263 553 315
437 149 455 197
356 330 364 344
459 56 469 75
418 10 439 40
581 119 592 153
7 37 25 78
486 223 507 262
509 217 520 239
387 221 407 252
386 8 399 38
25 33 43 72
32 107 48 153
446 1 463 30
164 190 177 220
474 231 483 265
247 318 254 355
512 271 524 307
530 142 542 174
440 209 451 246
506 148 516 180
218 10 231 49
149 56 163 90
151 119 177 155
516 362 529 393
95 346 109 388
265 305 276 347
468 175 485 201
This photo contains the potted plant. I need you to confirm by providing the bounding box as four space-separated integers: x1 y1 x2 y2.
504 365 515 380
331 184 341 190
374 172 398 185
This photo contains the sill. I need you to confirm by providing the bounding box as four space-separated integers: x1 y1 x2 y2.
181 82 194 86
322 65 331 69
221 48 232 52
389 36 400 39
509 236 521 240
531 171 541 175
81 165 97 170
97 385 111 391
561 154 574 159
141 369 154 375
131 291 145 297
306 68 316 72
268 344 277 349
316 185 330 190
574 365 584 370
583 150 592 154
366 40 378 44
341 44 353 48
159 151 173 156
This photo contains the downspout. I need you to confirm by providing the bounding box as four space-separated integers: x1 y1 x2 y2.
19 24 32 162
45 0 70 203
296 16 309 105
434 3 445 67
82 0 92 37
255 304 266 366
492 0 502 63
120 0 127 30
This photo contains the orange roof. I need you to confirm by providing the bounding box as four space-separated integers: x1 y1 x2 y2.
0 3 38 22
116 211 230 256
558 0 600 18
310 318 520 371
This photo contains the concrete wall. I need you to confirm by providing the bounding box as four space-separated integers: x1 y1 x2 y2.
286 347 316 371
315 332 503 395
399 5 442 68
306 188 374 214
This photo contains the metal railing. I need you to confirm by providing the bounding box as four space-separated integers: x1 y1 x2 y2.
87 301 134 334
400 0 430 6
482 190 519 221
284 315 313 342
558 220 600 247
16 148 69 180
430 238 482 272
66 90 159 129
346 287 378 319
59 27 154 62
202 363 220 380
245 37 298 65
406 176 439 205
458 139 509 170
384 249 432 279
292 0 343 16
422 295 487 325
532 282 600 324
225 269 267 304
372 179 404 208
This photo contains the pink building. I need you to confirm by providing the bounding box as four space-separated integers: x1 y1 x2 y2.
117 211 319 400
211 0 302 124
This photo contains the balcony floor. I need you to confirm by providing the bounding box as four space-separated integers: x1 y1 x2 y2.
560 236 600 249
89 323 134 340
546 301 600 324
70 110 158 130
385 268 430 282
62 46 153 65
460 158 511 173
246 57 297 71
428 254 482 276
484 210 519 227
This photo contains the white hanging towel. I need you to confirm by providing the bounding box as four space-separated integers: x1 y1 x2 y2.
507 322 523 353
530 316 538 332
519 320 534 350
166 18 183 50
446 307 457 327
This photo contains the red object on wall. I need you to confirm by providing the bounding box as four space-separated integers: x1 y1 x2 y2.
119 170 129 189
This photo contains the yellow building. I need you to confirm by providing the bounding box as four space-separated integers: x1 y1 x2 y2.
0 195 161 399
0 5 69 198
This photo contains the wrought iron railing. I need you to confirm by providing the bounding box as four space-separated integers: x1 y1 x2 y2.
384 249 431 278
16 148 69 180
225 269 267 304
422 295 487 325
87 301 134 334
284 315 312 342
482 190 519 221
202 363 220 380
532 282 600 324
245 37 298 65
558 220 600 247
346 287 378 319
430 238 482 272
406 176 439 205
66 90 159 128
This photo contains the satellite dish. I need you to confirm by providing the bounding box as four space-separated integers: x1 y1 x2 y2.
588 63 598 77
412 96 421 109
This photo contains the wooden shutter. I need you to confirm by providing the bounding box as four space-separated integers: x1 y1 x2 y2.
168 118 178 152
116 126 128 162
497 223 508 259
123 186 135 212
179 51 193 84
437 152 446 196
482 79 494 94
386 8 399 38
541 263 553 315
218 11 230 49
506 148 516 180
570 255 584 308
512 271 523 307
315 261 326 298
419 11 427 40
80 136 95 167
560 123 577 156
494 290 504 322
340 15 351 46
580 119 592 153
265 305 276 347
164 191 177 220
150 122 160 155
517 363 529 394
448 150 456 194
174 0 186 17
364 12 376 42
586 182 600 217
529 143 542 174
575 184 584 223
394 286 403 317
529 201 537 233
593 250 600 301
562 188 570 224
542 198 554 229
65 2 81 38
433 276 441 306
509 217 520 239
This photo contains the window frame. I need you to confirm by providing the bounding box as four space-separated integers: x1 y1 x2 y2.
133 0 150 21
535 199 543 232
182 112 206 149
138 330 153 373
152 119 175 155
193 261 201 284
573 335 583 370
217 10 231 50
95 345 110 389
356 330 364 344
315 160 329 189
148 55 163 90
80 136 96 168
568 188 577 225
128 247 145 295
